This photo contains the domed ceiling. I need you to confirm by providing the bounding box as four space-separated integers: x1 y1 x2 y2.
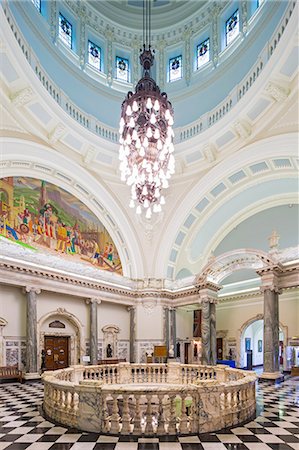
88 0 208 29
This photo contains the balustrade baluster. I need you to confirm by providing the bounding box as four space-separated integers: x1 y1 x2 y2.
110 394 120 434
157 393 165 434
145 393 153 434
190 396 199 433
179 393 189 433
133 394 142 434
102 395 110 432
121 394 131 434
167 394 177 434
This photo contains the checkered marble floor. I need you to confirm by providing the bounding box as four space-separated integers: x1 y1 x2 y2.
0 377 298 450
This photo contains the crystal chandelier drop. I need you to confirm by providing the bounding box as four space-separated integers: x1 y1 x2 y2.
119 0 175 219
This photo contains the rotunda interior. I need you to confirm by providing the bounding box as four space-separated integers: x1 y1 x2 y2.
0 0 298 398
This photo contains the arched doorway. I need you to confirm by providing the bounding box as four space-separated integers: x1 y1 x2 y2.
240 315 287 370
37 309 85 371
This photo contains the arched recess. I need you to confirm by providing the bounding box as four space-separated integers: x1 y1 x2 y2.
37 308 85 367
237 314 288 370
196 248 276 285
0 138 144 278
154 133 298 278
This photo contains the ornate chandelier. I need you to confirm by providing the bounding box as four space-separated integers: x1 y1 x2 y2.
119 0 175 219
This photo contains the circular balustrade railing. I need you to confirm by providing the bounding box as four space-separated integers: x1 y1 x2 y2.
42 363 256 436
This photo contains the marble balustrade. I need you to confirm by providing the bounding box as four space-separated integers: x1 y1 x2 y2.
42 363 256 436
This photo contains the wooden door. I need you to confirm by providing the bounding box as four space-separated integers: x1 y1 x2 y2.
217 337 223 360
44 336 69 371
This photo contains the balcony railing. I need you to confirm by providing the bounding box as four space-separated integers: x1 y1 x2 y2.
43 362 256 435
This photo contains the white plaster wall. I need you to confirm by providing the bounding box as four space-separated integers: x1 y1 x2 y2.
217 297 263 339
216 293 299 338
0 285 26 336
136 304 163 340
176 309 193 340
98 302 130 340
279 296 299 340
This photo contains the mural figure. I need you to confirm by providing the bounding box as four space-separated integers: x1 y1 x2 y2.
0 177 122 274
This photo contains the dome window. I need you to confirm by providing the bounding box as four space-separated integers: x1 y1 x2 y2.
31 0 41 12
197 38 210 69
116 57 130 82
168 55 182 82
59 13 72 49
226 9 239 46
88 41 101 71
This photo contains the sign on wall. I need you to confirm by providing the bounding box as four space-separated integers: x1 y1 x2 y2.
0 177 122 274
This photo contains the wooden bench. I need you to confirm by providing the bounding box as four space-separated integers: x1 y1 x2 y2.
0 366 23 383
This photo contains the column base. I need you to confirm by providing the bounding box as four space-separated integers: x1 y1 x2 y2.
23 372 41 381
258 371 284 383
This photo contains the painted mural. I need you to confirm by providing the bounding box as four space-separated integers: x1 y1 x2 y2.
0 177 122 274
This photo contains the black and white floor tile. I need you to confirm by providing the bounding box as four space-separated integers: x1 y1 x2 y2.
0 376 298 450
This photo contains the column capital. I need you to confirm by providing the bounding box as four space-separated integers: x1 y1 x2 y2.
24 286 41 295
201 296 218 304
127 305 136 312
260 285 282 295
256 264 283 292
86 298 101 305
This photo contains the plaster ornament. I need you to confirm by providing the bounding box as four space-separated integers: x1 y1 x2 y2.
265 81 289 102
48 123 66 144
268 229 280 249
11 87 34 107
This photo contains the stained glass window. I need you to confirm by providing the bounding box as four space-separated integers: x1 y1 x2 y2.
116 57 130 82
226 10 239 46
88 41 101 71
169 55 182 82
31 0 41 12
196 38 210 69
59 13 72 49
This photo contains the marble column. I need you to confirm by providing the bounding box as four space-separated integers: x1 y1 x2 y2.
201 299 211 365
87 298 101 365
210 301 217 366
263 288 280 374
128 306 136 363
170 308 177 357
257 266 283 382
163 306 170 353
25 286 41 377
198 282 220 366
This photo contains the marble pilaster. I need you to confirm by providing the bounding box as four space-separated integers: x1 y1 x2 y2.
25 286 40 378
201 299 211 365
86 298 101 365
128 306 136 363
